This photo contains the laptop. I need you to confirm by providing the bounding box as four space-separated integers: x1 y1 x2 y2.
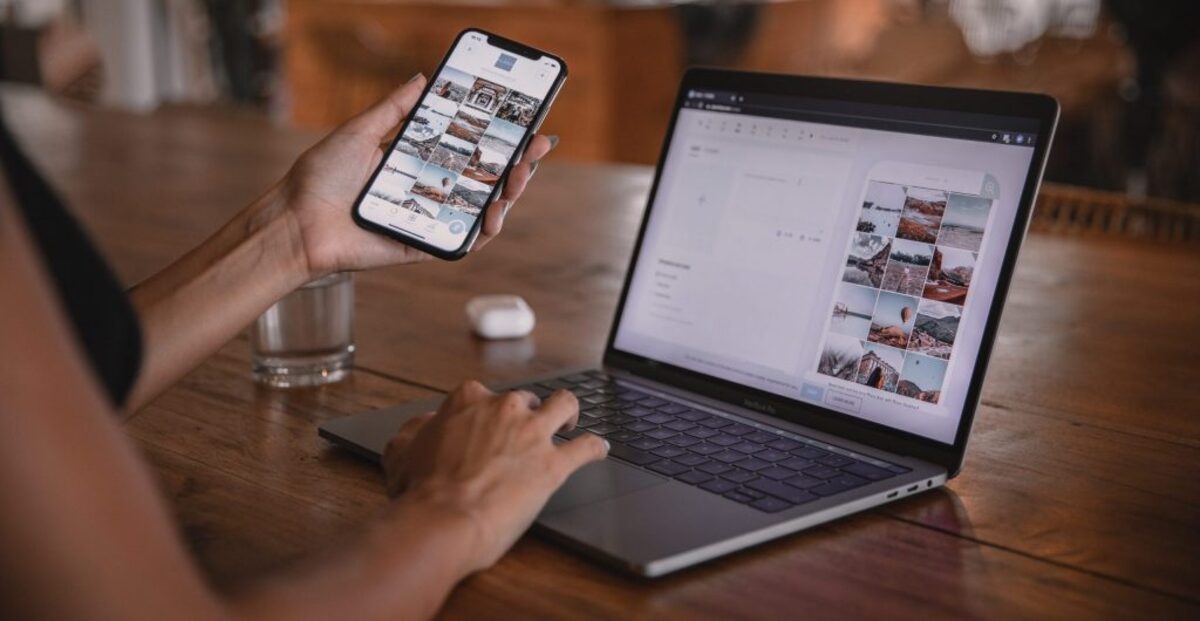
321 69 1058 577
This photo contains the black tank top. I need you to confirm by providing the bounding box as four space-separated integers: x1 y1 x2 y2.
1 117 142 407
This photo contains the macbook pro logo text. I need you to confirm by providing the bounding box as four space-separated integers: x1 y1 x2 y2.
743 399 776 415
495 54 517 71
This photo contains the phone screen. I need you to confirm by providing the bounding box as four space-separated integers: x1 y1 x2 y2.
355 31 564 254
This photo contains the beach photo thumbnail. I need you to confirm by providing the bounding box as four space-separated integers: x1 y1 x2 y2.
856 342 905 392
908 300 960 359
429 134 476 174
882 238 933 297
843 232 889 288
937 193 991 251
404 104 452 143
857 180 905 237
447 105 491 143
868 290 919 349
463 118 522 184
829 282 878 340
897 186 947 243
444 176 493 215
464 77 508 114
368 170 416 204
923 245 976 305
897 353 947 403
430 66 473 103
411 163 457 204
817 334 864 382
382 151 424 179
496 90 541 127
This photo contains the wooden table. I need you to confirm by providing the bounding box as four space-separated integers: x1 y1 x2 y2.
4 86 1198 618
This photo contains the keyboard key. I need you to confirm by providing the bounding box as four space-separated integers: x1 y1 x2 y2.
758 466 797 480
649 461 689 477
841 462 895 481
644 428 678 441
576 416 600 429
780 457 813 471
700 478 738 495
658 403 690 414
569 387 595 398
589 423 620 435
731 442 765 455
606 414 635 426
818 455 856 468
690 443 723 456
677 409 709 422
750 496 793 513
784 475 825 489
607 430 639 444
757 449 791 462
539 379 572 390
809 474 869 497
712 451 747 464
652 446 687 459
803 465 842 479
608 443 660 466
624 421 656 433
623 406 654 417
744 431 777 444
664 420 696 432
644 412 675 425
665 434 701 448
746 479 818 505
674 453 709 467
698 461 733 475
709 434 740 447
563 373 590 383
792 447 829 460
586 407 616 419
685 427 719 439
585 370 610 380
617 390 650 402
720 468 757 484
640 397 668 408
739 487 765 499
737 458 771 472
766 438 802 451
698 417 733 429
629 437 664 451
582 395 614 405
579 380 607 389
723 423 755 436
676 469 713 485
724 491 754 504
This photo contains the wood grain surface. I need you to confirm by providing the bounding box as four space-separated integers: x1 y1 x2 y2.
3 86 1197 618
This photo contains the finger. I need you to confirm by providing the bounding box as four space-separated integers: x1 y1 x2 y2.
554 433 609 479
385 411 435 456
441 379 493 414
534 389 581 435
344 74 427 139
477 199 509 241
501 135 553 202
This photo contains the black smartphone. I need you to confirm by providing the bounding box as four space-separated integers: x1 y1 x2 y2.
351 29 567 260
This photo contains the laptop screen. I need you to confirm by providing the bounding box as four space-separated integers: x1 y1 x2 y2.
612 87 1041 444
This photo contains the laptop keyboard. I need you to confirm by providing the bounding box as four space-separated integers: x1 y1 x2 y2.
517 371 911 514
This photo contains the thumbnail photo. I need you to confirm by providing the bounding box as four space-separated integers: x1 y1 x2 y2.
382 151 424 179
429 134 476 174
923 246 976 306
829 282 878 340
464 77 509 114
369 170 416 203
395 134 440 161
868 290 919 349
844 232 890 288
411 163 457 204
430 66 473 103
897 353 947 404
400 194 441 219
897 187 947 243
405 104 453 143
908 300 960 360
817 334 864 381
463 118 522 184
496 90 541 127
447 105 492 143
857 180 905 237
881 238 933 297
444 176 493 215
856 342 905 393
937 193 991 252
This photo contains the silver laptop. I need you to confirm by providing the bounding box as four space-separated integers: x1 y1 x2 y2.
321 69 1059 577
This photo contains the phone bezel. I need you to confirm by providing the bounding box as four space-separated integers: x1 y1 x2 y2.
351 28 568 260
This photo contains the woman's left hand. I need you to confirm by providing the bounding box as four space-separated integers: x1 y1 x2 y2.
277 74 555 277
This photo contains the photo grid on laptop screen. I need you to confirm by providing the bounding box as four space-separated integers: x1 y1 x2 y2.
613 89 1039 444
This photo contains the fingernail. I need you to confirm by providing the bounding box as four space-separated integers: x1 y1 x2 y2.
603 439 612 452
547 135 559 149
406 73 423 84
502 200 513 216
529 160 540 176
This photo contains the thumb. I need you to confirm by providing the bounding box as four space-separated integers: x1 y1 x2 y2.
344 74 427 139
554 433 609 481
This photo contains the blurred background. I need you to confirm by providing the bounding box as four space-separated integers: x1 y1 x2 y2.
2 0 1197 203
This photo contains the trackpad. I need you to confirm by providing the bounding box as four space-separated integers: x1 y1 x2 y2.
541 459 665 515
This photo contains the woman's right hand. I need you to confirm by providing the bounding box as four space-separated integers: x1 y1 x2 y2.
382 381 609 573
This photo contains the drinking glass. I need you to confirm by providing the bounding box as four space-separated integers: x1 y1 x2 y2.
250 272 355 387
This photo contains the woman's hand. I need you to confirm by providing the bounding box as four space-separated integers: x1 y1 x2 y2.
382 381 609 573
279 74 556 278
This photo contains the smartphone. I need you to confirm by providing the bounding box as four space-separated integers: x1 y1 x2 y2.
351 29 567 260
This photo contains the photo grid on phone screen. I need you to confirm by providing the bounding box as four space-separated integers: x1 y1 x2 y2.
818 180 992 405
369 64 543 228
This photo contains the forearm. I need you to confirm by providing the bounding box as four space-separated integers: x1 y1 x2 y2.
125 184 311 413
231 493 479 621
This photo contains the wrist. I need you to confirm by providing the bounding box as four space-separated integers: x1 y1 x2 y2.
386 484 487 579
242 181 318 286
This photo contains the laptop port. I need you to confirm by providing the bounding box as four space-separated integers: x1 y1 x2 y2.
887 491 898 499
907 485 919 492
